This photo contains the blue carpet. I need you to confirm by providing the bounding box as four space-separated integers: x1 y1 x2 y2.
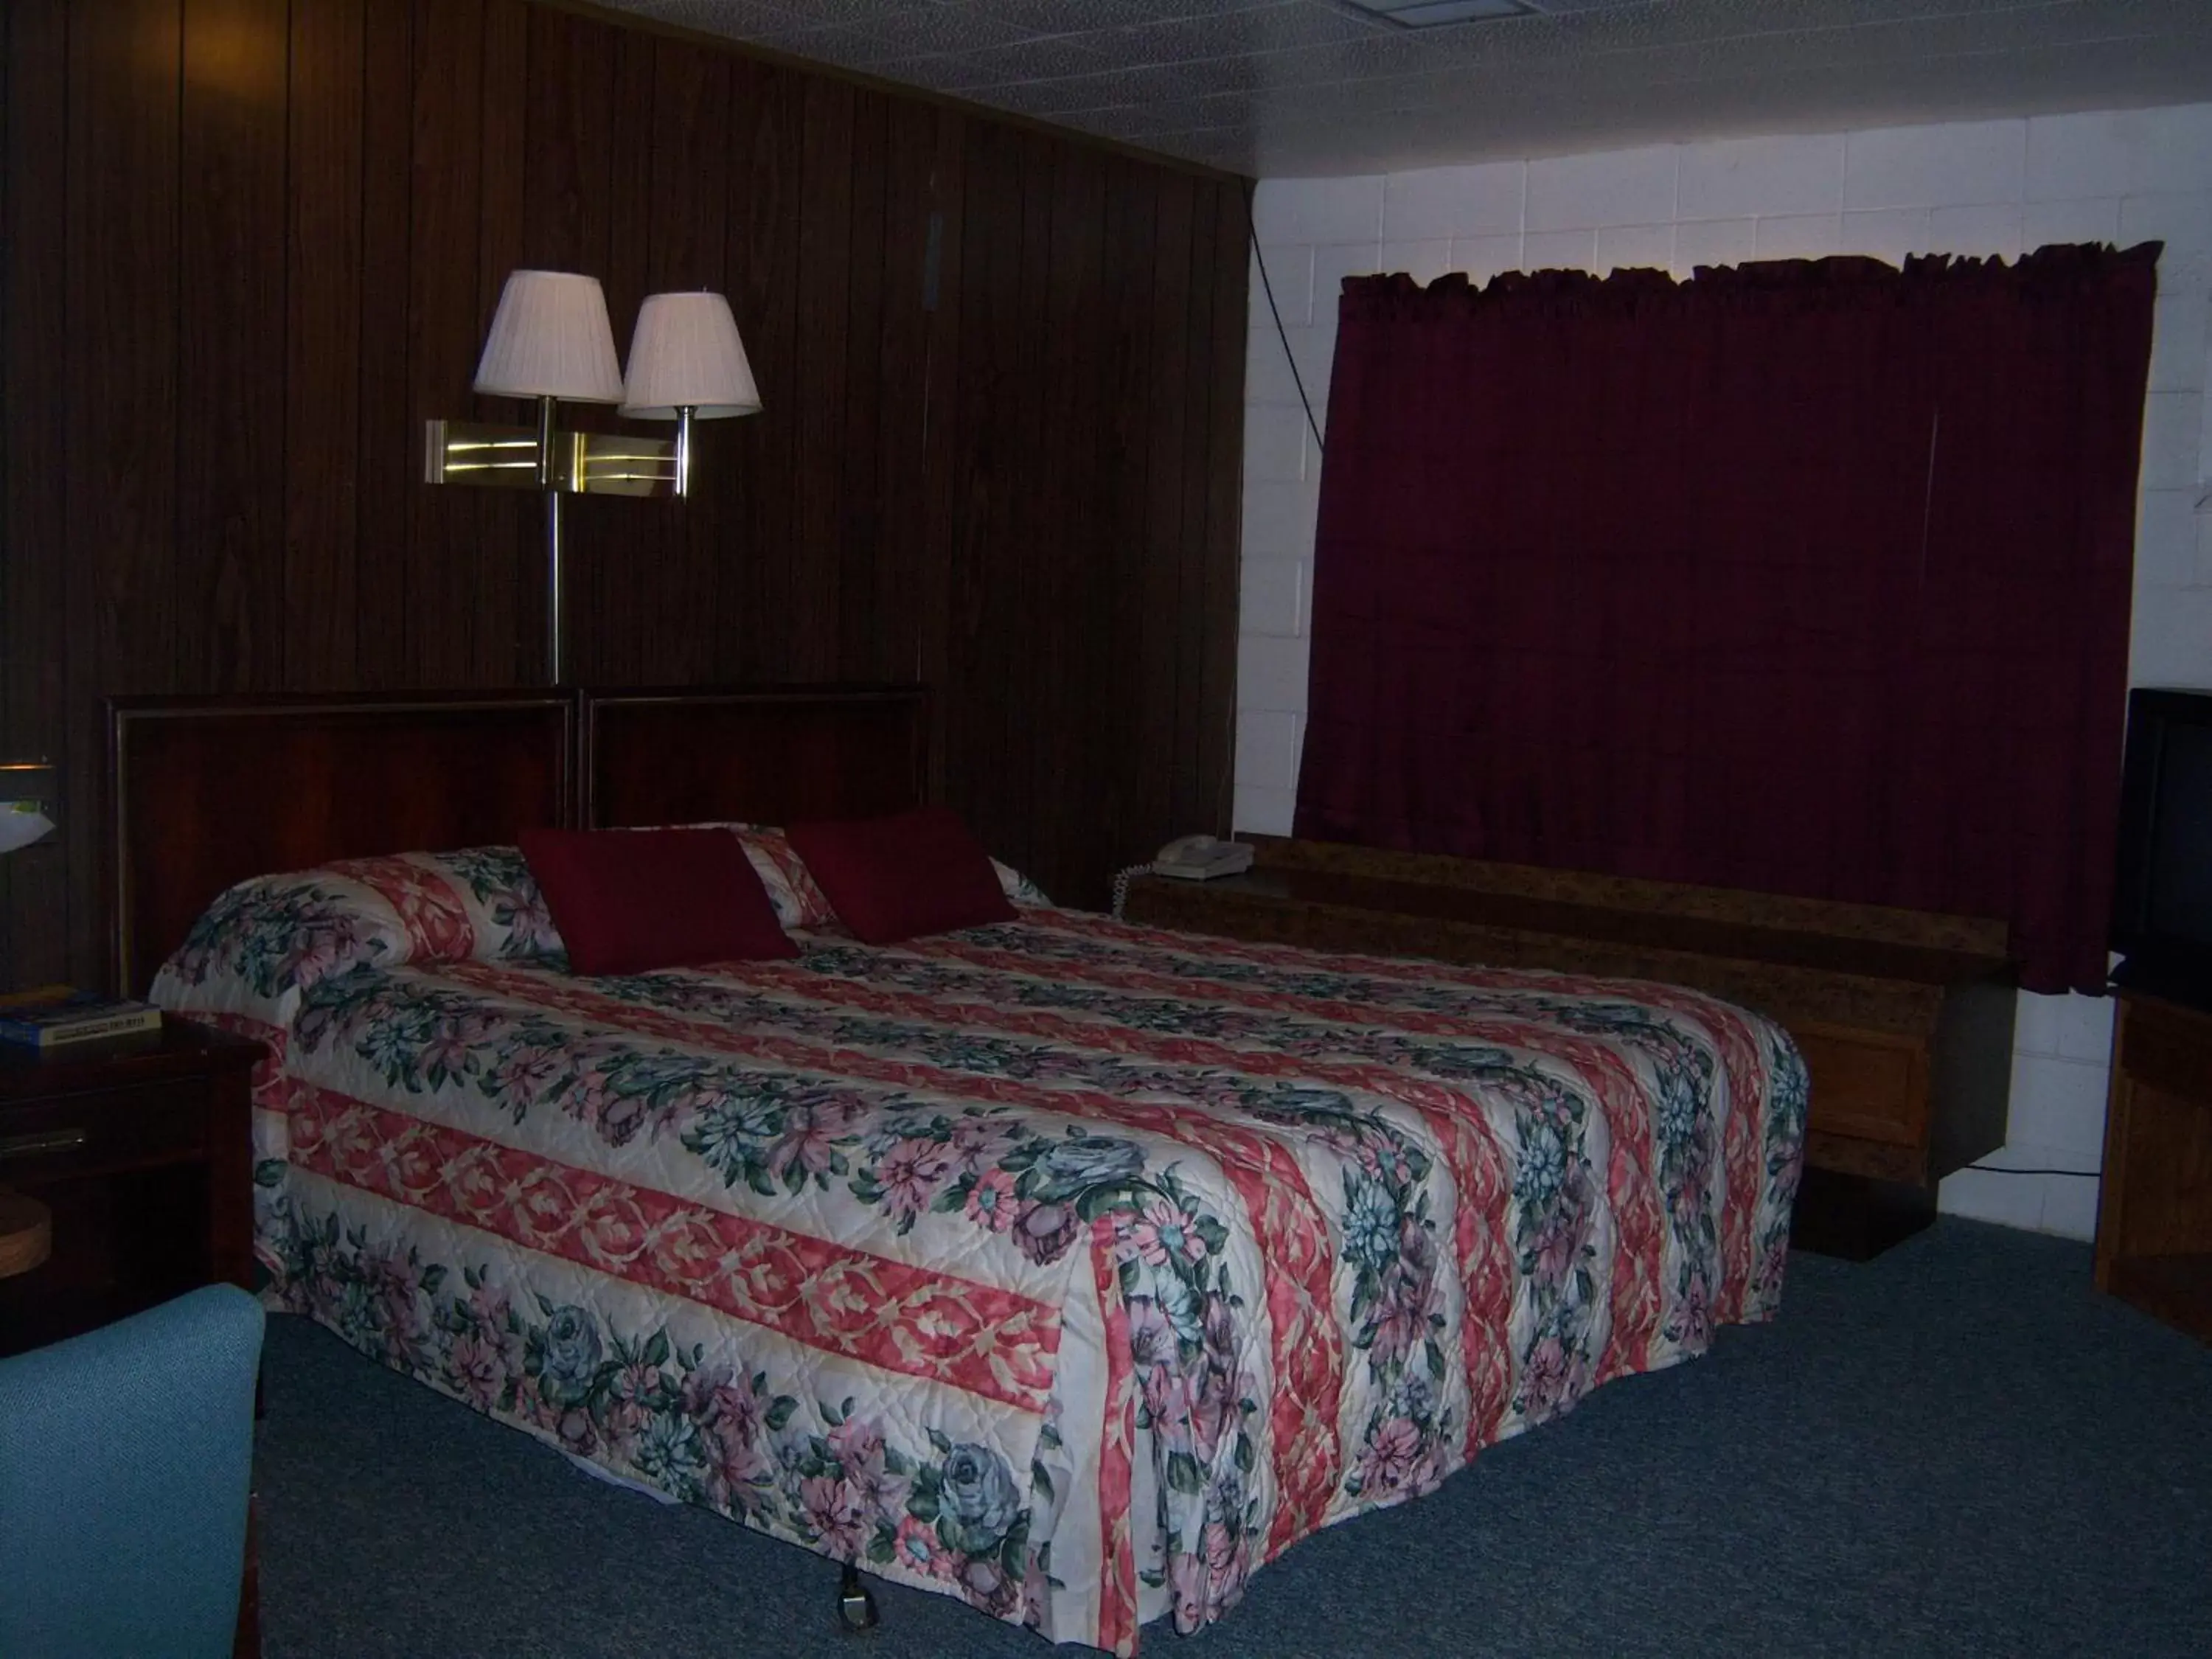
255 1220 2212 1658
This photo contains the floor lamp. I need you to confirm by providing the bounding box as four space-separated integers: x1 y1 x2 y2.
423 271 761 686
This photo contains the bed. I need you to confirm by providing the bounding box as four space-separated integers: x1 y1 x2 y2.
114 686 1808 1655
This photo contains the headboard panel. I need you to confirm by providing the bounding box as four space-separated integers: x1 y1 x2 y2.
106 684 928 995
582 685 925 829
108 692 576 994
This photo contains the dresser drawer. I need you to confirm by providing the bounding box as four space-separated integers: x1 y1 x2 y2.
1793 1025 1928 1148
0 1082 208 1184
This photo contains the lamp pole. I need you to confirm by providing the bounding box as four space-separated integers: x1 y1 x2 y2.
545 490 565 686
537 393 565 686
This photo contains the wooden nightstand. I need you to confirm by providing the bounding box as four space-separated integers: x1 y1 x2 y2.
0 1018 263 1357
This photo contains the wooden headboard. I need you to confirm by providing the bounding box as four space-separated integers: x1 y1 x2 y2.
107 684 927 994
108 692 575 995
583 685 925 829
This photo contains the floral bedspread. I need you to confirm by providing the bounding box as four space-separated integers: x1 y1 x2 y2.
154 847 1806 1655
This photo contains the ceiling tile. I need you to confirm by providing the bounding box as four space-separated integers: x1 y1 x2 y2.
836 10 1034 60
595 0 2212 177
922 35 1126 89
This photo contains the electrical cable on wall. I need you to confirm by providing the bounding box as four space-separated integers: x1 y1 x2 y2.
1246 206 1326 459
1234 198 1324 850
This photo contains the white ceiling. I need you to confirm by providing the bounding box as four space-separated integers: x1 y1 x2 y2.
600 0 2212 178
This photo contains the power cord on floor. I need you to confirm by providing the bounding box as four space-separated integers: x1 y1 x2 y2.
1962 1163 2099 1178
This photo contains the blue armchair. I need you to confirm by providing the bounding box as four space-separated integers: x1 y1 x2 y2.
0 1284 265 1658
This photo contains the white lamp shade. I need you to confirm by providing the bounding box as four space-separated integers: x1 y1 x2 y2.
620 291 761 420
474 270 625 404
0 803 54 855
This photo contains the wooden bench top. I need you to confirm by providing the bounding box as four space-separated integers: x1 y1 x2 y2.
1211 866 2012 988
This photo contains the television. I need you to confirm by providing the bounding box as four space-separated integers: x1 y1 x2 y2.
2111 687 2212 1009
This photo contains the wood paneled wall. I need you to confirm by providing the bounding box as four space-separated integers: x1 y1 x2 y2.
0 0 1249 988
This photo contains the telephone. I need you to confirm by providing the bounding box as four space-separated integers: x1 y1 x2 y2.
1150 834 1254 881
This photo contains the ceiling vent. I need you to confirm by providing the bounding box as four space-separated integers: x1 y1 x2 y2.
1338 0 1541 27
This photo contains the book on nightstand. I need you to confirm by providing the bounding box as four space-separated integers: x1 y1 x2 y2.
0 984 164 1050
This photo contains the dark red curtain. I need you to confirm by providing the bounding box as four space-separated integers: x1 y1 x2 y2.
1293 246 2159 994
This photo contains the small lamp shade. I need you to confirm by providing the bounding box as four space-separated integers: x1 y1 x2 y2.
620 292 761 420
474 271 625 404
0 802 53 855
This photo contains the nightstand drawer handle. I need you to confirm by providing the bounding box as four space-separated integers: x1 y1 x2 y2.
0 1127 90 1161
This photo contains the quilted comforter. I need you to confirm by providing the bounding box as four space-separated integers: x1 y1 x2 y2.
154 848 1807 1655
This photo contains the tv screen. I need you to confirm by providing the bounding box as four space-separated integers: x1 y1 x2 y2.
2144 723 2212 944
2112 688 2212 1004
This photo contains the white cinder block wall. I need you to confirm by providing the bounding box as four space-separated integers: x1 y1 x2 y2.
1236 105 2212 1241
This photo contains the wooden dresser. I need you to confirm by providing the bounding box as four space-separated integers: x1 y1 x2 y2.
2096 992 2212 1343
1124 835 2017 1258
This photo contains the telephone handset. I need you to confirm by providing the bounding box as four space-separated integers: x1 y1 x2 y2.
1150 834 1254 881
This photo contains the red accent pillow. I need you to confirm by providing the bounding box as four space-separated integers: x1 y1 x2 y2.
785 807 1018 944
518 828 798 975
